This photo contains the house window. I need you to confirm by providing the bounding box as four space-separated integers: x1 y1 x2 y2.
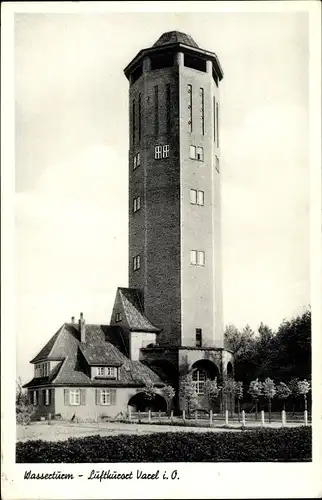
133 254 141 271
189 145 203 161
190 250 205 266
133 196 141 213
33 390 37 406
45 389 50 406
97 367 105 377
192 369 206 394
100 389 111 405
154 145 162 159
154 85 159 136
115 312 122 322
188 84 192 132
215 155 220 173
69 389 81 406
133 152 140 170
162 144 170 158
196 328 202 347
199 88 204 135
190 189 204 206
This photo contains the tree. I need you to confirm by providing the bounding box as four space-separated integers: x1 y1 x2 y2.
224 324 258 385
179 373 198 418
204 378 221 411
221 378 237 417
160 384 175 414
235 381 243 422
276 381 291 411
248 378 263 420
262 377 276 423
297 379 311 411
289 377 300 415
16 378 33 425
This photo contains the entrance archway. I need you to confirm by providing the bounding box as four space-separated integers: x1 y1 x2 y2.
128 392 167 412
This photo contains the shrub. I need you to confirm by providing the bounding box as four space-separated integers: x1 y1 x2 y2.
16 427 311 463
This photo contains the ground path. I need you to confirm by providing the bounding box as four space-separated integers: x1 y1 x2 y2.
17 420 306 442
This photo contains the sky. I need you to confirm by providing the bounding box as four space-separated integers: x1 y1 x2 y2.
14 11 310 383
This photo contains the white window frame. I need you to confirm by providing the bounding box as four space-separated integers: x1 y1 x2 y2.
154 145 162 159
192 370 206 395
133 155 137 169
100 389 111 406
197 190 204 206
190 189 197 205
189 145 196 160
191 250 205 267
162 144 170 158
33 390 37 406
106 367 116 378
69 389 81 406
97 367 105 377
190 250 197 265
197 251 205 266
45 389 50 406
115 312 122 322
196 147 204 161
137 152 140 166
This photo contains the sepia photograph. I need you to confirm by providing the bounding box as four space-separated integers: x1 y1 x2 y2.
2 1 321 499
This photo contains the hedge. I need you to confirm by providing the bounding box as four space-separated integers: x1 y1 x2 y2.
16 427 311 463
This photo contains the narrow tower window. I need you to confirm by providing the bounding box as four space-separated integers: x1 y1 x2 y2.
132 99 136 145
166 84 171 135
154 86 159 136
196 328 202 347
187 84 192 132
199 88 204 135
215 155 220 173
138 94 142 141
133 196 141 213
190 250 205 266
213 97 216 143
133 254 141 271
154 145 162 159
216 102 219 146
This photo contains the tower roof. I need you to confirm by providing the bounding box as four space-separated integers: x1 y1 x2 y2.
124 30 224 82
153 31 199 49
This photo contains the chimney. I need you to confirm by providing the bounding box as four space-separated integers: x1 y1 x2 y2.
71 316 75 324
79 312 86 343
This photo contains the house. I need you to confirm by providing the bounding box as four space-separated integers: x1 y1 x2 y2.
24 30 234 420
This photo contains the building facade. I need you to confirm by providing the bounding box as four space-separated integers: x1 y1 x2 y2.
24 31 233 421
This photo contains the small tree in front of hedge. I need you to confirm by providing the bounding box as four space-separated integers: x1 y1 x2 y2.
160 384 175 415
235 381 243 422
262 377 276 423
221 378 238 416
204 378 221 412
179 373 198 418
16 378 33 425
248 378 263 421
297 379 311 411
276 381 291 411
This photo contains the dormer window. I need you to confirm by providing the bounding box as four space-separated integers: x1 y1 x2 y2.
35 362 50 378
95 367 117 379
115 312 122 322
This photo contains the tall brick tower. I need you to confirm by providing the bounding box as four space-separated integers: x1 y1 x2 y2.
112 31 233 404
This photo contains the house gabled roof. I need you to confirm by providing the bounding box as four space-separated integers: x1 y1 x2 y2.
118 287 161 333
24 322 164 388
